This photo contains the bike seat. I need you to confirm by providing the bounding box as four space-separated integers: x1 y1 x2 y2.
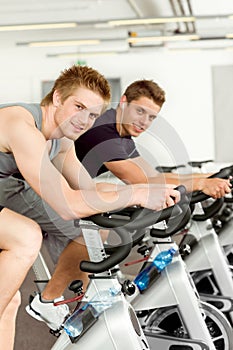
188 160 213 168
156 164 185 173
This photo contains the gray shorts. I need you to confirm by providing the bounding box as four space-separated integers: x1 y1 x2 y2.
0 176 81 263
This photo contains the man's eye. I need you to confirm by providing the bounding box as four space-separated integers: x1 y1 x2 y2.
76 104 83 110
89 113 98 120
136 108 143 114
149 115 156 121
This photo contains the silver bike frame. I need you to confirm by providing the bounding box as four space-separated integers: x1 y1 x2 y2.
51 220 149 350
185 201 233 322
127 239 216 350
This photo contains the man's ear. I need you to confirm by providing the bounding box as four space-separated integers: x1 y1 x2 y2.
53 90 61 107
119 95 127 107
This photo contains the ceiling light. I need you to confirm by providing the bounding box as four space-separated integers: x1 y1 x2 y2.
225 33 233 39
47 51 121 58
0 23 77 31
108 16 196 26
17 40 100 47
128 34 199 44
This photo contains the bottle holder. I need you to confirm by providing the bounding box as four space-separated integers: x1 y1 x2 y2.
69 305 98 344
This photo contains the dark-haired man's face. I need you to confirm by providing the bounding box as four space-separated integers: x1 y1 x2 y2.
116 96 161 138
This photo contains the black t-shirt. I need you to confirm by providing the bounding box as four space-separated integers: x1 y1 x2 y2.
75 108 140 178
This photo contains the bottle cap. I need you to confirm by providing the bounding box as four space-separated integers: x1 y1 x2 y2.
169 247 177 255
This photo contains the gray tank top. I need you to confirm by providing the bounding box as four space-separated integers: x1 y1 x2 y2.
0 103 60 180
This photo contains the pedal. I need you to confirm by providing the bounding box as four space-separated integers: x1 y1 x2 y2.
49 328 62 337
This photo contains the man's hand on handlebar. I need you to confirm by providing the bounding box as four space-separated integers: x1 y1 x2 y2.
196 177 232 199
135 184 181 211
164 184 181 208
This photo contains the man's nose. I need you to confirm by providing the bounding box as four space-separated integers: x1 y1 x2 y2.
76 109 89 125
139 114 149 125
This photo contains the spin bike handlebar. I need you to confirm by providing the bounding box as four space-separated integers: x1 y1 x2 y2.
189 164 233 205
150 196 191 238
188 165 233 221
90 185 187 229
80 224 133 273
80 186 187 273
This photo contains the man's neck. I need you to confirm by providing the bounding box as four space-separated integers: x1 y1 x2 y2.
115 107 128 137
41 104 62 140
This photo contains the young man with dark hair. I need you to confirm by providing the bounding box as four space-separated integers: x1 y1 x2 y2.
76 79 230 198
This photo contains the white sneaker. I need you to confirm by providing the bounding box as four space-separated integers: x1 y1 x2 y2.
25 293 70 331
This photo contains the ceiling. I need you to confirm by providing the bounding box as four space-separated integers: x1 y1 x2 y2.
2 0 233 56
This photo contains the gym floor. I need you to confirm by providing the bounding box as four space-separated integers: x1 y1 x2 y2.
15 268 56 350
15 245 57 350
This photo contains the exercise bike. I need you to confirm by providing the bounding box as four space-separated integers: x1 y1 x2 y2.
32 190 228 350
33 199 189 349
186 160 233 263
50 212 150 349
177 162 233 325
31 181 233 349
155 161 233 329
98 188 233 350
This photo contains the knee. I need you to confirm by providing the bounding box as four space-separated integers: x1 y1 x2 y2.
18 221 42 263
1 291 21 321
9 291 21 311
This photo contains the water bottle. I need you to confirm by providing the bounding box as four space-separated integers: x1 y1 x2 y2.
134 247 177 292
63 287 120 338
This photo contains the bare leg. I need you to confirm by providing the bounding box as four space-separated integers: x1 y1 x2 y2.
0 291 21 350
0 208 42 347
42 237 90 300
0 209 42 315
42 229 110 300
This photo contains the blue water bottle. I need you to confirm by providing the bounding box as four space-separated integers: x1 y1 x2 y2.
63 287 120 338
134 247 177 292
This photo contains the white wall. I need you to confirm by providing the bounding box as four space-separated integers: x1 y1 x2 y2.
1 45 233 166
88 49 233 167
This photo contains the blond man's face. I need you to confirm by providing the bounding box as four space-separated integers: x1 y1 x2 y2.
54 87 105 140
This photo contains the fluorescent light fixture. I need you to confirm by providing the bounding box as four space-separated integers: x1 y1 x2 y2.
128 34 199 44
47 51 121 58
170 46 233 52
0 23 77 31
18 39 100 47
226 33 233 39
108 16 196 26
